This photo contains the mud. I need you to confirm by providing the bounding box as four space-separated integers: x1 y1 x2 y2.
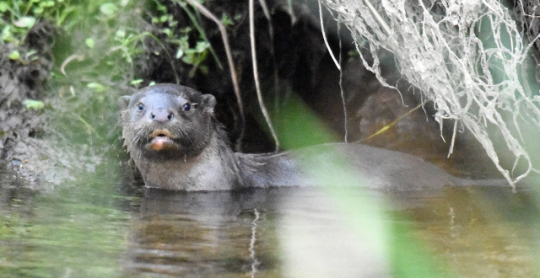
0 22 53 182
0 21 105 187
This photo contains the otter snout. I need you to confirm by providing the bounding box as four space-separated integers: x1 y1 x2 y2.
150 108 174 123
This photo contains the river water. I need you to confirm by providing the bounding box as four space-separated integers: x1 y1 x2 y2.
0 161 539 277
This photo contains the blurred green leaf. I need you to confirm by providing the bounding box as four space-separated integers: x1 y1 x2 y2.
43 0 55 7
115 29 126 40
87 82 105 93
0 2 9 12
99 3 118 17
85 38 95 48
33 6 44 14
162 28 172 37
1 25 12 42
175 48 184 59
14 16 36 28
9 50 20 60
23 99 45 110
221 14 233 26
182 54 193 64
130 79 143 85
195 41 209 53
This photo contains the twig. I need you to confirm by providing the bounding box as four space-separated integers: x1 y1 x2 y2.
72 113 102 139
334 18 348 143
318 0 341 70
185 0 245 149
360 101 426 142
447 119 458 158
250 0 280 151
60 54 85 76
258 0 281 116
363 0 392 36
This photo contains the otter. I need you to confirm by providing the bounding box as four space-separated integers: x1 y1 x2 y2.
119 83 509 191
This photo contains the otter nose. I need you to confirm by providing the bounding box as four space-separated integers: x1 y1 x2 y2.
150 108 173 122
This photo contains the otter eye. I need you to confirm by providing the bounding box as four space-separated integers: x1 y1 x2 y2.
183 103 191 111
137 103 145 111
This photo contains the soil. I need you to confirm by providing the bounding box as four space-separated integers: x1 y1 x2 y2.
0 21 54 185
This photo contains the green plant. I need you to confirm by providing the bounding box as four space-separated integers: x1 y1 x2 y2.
149 0 244 77
0 0 72 45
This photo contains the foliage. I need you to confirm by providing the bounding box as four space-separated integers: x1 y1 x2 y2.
151 0 223 77
1 0 76 45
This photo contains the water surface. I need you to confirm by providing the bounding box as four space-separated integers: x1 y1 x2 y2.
1 164 539 277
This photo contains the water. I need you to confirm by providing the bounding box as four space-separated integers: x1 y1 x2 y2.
1 162 539 277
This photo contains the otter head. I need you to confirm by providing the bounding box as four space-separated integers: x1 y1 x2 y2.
119 83 217 160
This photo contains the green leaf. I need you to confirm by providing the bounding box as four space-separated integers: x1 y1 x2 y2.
175 48 184 59
23 99 44 110
0 2 9 12
182 54 194 64
162 28 172 37
85 38 95 49
199 65 208 75
195 41 209 53
115 29 125 39
87 82 105 93
9 50 20 60
14 16 36 28
1 26 13 42
221 14 233 26
26 50 37 60
130 79 143 85
33 6 44 14
99 3 118 17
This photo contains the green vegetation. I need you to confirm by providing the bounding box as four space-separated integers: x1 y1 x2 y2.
0 0 234 149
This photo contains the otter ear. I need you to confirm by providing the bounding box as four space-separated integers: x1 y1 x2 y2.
201 94 216 114
118 95 131 110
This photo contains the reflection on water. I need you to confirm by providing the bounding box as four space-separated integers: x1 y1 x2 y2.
393 187 540 278
1 160 539 278
123 188 285 277
123 186 540 278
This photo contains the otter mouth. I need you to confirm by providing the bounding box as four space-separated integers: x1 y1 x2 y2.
146 129 178 151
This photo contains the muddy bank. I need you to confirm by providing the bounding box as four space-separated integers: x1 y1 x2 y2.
0 21 55 186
